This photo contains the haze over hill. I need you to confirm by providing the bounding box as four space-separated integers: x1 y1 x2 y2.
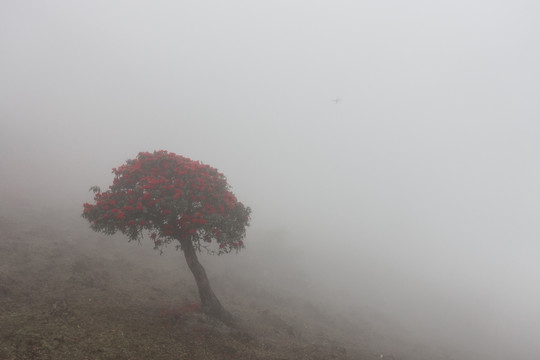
2 1 540 359
1 192 436 360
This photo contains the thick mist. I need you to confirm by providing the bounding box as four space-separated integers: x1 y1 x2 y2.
2 1 540 359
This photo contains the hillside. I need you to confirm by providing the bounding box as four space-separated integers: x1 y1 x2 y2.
0 198 433 360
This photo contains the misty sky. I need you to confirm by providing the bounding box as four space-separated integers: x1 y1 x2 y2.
1 1 540 359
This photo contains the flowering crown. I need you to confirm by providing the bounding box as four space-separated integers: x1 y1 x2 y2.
82 151 251 254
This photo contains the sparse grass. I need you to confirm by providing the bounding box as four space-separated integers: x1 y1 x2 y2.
0 213 360 360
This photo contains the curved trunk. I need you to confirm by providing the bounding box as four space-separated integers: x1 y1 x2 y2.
179 236 235 326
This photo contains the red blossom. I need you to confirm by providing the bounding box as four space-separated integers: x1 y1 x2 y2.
82 150 250 255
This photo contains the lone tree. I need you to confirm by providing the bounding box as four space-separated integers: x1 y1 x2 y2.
82 150 251 325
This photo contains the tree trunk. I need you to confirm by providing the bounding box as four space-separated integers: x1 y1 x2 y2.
179 236 235 326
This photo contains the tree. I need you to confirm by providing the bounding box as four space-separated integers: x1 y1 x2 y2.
82 150 251 325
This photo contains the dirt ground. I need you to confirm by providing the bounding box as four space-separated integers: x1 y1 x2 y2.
0 208 386 360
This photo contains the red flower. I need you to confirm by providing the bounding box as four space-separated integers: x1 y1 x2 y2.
83 150 250 258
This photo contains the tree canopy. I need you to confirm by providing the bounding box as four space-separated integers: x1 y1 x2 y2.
82 150 251 254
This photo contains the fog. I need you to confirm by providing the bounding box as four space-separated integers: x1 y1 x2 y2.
2 1 540 359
